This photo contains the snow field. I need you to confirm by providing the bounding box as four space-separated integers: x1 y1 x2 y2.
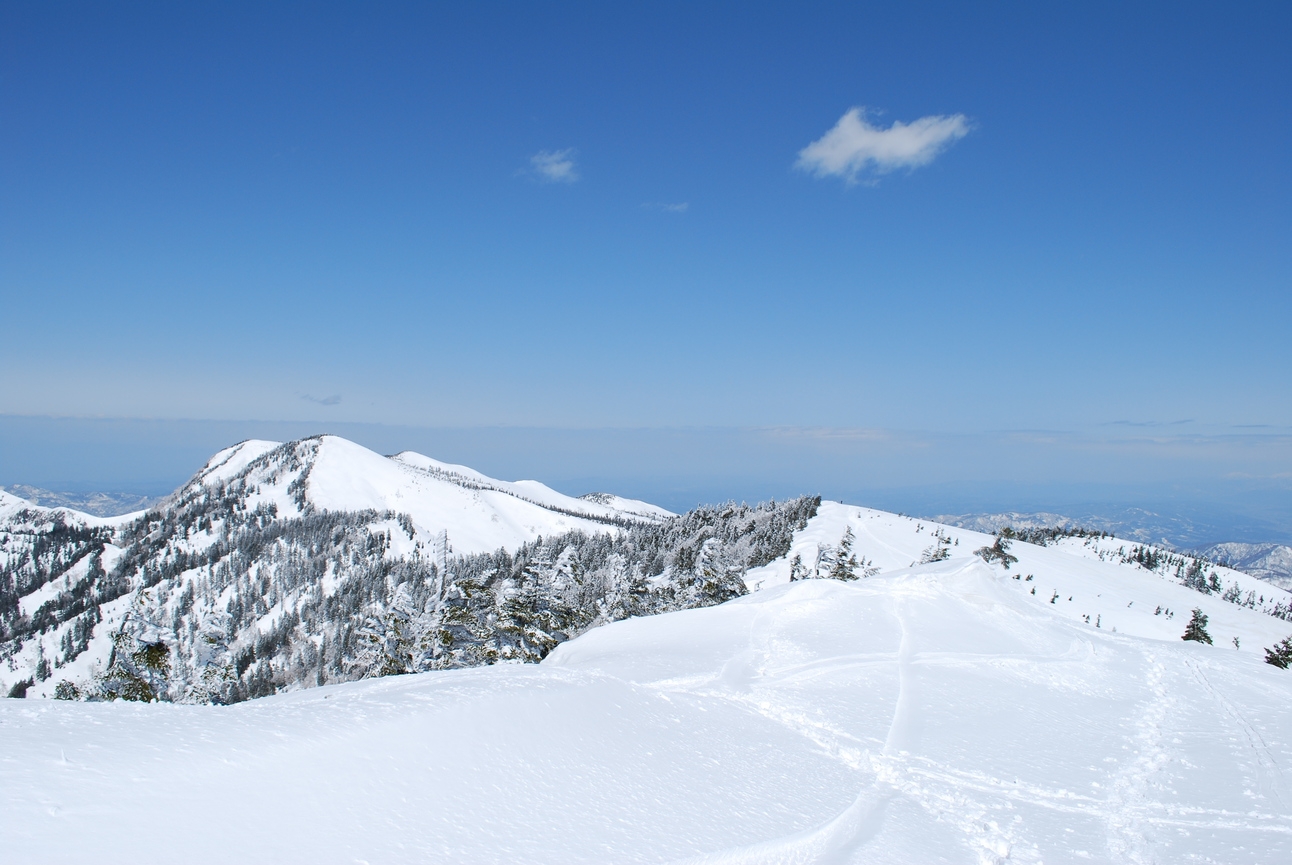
5 560 1292 863
749 502 1292 653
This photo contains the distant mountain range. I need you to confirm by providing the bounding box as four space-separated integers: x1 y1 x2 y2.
0 485 164 517
1201 542 1292 591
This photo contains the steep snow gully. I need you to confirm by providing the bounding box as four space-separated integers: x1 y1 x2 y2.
6 554 1292 863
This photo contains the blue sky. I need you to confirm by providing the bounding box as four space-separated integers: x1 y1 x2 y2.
2 2 1290 525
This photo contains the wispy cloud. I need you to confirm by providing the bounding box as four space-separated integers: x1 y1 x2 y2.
1103 419 1195 427
302 393 341 406
529 149 579 183
796 107 970 184
642 201 688 213
762 426 894 442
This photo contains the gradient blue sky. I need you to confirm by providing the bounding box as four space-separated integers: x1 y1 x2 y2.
2 2 1290 526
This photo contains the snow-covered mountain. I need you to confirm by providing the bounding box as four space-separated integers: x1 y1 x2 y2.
1 435 695 702
185 435 673 550
5 508 1292 863
1202 542 1292 591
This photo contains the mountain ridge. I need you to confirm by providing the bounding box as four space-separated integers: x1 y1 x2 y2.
4 436 1291 709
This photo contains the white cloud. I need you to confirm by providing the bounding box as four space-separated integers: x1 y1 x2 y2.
796 108 970 183
642 201 689 213
530 149 579 183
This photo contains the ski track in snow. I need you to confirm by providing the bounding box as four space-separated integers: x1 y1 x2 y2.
660 567 1291 864
7 566 1292 863
672 574 1039 865
667 594 913 865
1183 654 1287 811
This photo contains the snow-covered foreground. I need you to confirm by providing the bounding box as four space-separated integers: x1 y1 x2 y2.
5 559 1291 864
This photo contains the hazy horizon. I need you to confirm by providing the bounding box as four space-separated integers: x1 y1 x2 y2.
4 413 1289 546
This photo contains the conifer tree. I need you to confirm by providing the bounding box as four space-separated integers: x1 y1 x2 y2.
1183 560 1210 593
829 528 860 581
1264 636 1292 669
919 533 952 564
1181 608 1213 644
975 534 1018 570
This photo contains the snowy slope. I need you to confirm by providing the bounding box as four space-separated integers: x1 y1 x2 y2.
185 435 672 554
749 502 1292 655
5 559 1291 863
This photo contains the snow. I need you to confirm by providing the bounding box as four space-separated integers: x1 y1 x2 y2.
0 487 143 528
7 449 1292 860
1 435 684 698
6 556 1292 863
1204 542 1292 590
194 438 283 486
0 488 34 519
579 490 677 521
182 436 670 555
748 502 1292 655
295 436 623 552
391 448 675 521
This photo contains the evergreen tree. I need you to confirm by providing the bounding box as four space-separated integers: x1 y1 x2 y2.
354 584 419 677
3 486 823 704
1264 636 1292 669
829 528 860 581
1181 608 1213 644
681 537 746 606
975 535 1019 570
99 632 173 701
919 534 952 564
53 680 81 700
1182 560 1210 593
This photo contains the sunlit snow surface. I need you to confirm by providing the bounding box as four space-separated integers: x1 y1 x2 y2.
6 555 1292 863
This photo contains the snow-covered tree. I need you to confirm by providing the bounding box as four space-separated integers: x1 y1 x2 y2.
353 583 421 677
919 532 952 564
788 553 806 582
829 527 861 581
3 489 822 704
